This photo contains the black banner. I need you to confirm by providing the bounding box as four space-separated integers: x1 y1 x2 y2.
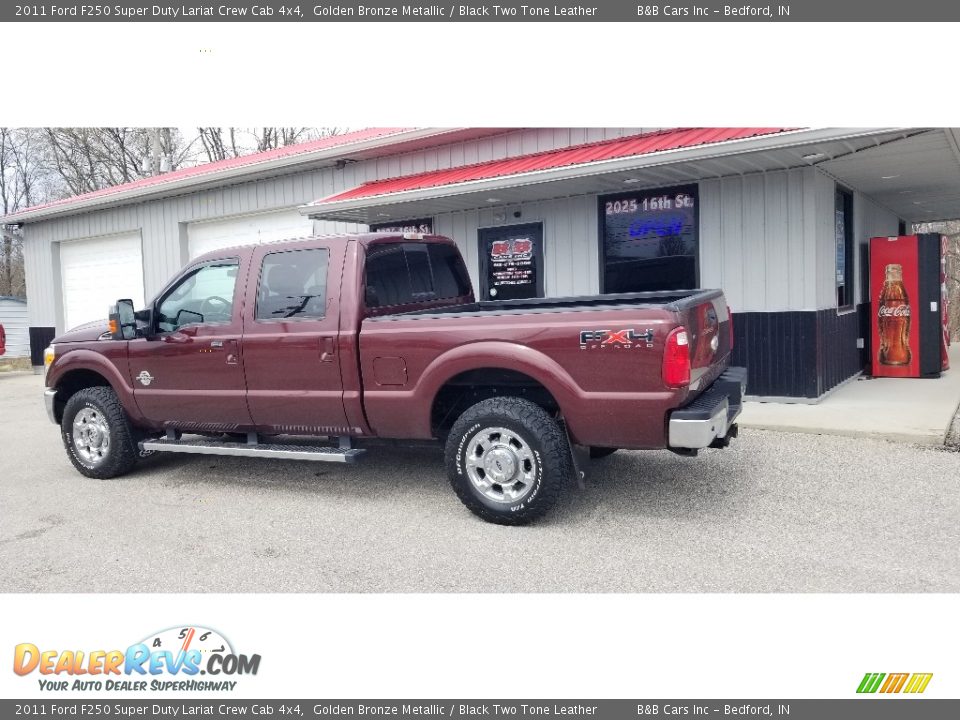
369 218 434 234
6 1 960 22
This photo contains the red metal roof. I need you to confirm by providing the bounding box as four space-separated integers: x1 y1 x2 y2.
315 128 792 205
11 127 414 218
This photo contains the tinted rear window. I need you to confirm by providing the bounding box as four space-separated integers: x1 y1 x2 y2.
365 242 470 309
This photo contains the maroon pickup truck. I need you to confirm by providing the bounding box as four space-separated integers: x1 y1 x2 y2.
43 233 744 524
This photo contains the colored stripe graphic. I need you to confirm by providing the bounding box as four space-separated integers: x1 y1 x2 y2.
904 673 933 694
880 673 909 693
857 672 933 694
857 673 885 693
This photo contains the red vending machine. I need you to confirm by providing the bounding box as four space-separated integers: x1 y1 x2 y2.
870 234 949 378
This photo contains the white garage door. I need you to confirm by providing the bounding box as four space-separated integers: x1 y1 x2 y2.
60 233 145 331
187 209 315 260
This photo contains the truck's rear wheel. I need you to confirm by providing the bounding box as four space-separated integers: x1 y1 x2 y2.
61 386 139 479
445 397 570 525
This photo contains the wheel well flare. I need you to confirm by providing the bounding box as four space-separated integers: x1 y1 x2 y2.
430 368 560 437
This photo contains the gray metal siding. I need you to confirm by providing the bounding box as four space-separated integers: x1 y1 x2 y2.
853 189 900 305
700 167 821 313
21 128 901 331
433 194 600 298
22 129 649 331
0 299 30 357
432 165 890 309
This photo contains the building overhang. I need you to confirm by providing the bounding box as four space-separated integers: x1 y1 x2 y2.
301 128 958 226
1 128 508 226
818 128 960 224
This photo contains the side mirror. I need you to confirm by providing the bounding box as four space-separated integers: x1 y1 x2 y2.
108 299 137 340
134 307 155 339
175 308 204 328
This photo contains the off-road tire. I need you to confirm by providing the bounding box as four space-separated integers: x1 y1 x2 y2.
445 397 571 525
61 386 139 479
589 447 618 459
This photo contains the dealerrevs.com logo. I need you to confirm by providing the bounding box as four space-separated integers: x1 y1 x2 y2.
13 626 261 692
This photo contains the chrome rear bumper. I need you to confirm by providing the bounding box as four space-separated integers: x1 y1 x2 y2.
668 367 746 449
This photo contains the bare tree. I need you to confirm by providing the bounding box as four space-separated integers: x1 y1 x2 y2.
43 128 189 194
0 128 44 297
0 126 345 297
195 127 342 162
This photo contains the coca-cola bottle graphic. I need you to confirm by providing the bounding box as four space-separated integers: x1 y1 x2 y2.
878 263 911 366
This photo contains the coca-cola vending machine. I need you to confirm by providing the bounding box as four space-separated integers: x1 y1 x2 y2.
870 234 949 378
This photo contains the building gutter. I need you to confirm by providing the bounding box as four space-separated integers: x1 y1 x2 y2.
302 127 909 218
1 128 465 226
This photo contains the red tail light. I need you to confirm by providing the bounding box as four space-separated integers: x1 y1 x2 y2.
728 306 735 351
663 326 691 388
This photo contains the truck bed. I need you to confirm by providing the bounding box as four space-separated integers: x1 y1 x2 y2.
359 287 732 449
371 289 724 320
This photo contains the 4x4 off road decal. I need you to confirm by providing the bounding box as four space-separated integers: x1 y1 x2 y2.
579 329 654 350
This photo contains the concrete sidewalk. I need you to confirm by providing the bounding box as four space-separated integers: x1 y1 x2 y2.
739 345 960 446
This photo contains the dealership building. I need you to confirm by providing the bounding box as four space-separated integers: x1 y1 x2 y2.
4 126 960 400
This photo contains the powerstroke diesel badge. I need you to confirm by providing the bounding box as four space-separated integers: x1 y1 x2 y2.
579 329 655 350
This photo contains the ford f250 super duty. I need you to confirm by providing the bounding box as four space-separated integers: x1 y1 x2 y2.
43 232 745 524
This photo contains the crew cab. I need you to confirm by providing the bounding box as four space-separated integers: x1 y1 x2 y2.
43 233 745 524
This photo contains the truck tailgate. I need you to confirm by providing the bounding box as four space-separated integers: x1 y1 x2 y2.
670 290 733 399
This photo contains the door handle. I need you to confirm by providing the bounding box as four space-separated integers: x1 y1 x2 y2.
320 336 336 362
225 339 239 365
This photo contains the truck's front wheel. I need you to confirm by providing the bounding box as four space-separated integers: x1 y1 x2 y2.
445 397 570 525
61 386 139 479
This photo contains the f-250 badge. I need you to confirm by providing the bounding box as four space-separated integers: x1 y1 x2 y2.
579 329 655 350
136 370 154 386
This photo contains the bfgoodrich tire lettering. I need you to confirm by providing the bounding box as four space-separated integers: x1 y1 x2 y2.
61 386 139 479
445 397 571 525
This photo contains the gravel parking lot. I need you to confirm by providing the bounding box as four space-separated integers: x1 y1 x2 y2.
1 371 958 593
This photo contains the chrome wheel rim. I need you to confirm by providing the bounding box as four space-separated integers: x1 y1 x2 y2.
72 407 111 466
464 426 537 504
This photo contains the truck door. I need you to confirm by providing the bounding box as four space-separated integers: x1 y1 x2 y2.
241 242 351 435
128 257 253 429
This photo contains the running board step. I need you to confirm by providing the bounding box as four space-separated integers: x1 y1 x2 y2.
140 438 365 463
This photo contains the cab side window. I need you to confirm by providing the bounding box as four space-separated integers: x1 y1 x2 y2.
156 261 238 333
365 242 471 310
256 248 329 321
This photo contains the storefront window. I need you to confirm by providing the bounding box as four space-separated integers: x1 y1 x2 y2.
600 184 698 294
835 187 854 309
